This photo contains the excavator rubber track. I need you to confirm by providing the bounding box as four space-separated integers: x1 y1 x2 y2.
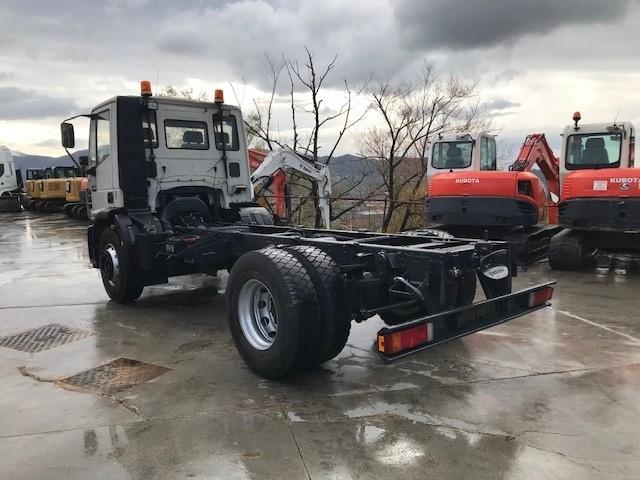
503 225 564 265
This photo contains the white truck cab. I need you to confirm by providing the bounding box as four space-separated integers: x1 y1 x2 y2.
0 146 18 195
64 84 254 221
427 132 497 179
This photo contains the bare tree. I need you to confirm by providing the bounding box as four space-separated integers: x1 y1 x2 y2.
244 55 285 151
358 64 490 232
159 85 209 102
246 48 368 227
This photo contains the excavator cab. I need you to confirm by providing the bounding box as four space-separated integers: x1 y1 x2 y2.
427 133 496 180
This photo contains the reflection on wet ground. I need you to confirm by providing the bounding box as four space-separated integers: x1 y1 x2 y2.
1 211 639 479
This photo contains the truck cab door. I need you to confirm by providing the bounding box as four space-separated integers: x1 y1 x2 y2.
88 105 121 215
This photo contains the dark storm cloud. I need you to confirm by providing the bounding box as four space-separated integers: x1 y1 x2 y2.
483 98 521 111
157 30 207 56
0 87 78 119
152 1 405 89
394 0 635 50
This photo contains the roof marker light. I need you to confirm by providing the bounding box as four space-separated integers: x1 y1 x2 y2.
573 111 581 129
141 80 152 97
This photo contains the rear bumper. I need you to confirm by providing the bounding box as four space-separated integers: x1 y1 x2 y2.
427 196 539 226
559 198 640 232
377 282 555 362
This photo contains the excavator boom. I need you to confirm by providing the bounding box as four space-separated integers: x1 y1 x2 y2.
509 133 560 223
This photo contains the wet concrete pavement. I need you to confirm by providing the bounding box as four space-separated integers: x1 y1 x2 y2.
1 211 639 479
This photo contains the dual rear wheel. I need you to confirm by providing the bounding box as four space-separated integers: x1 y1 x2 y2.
226 246 351 379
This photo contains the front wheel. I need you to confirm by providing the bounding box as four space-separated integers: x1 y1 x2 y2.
98 229 144 303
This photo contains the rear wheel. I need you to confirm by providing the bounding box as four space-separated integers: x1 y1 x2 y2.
226 248 321 379
98 229 144 303
286 246 351 364
549 230 589 270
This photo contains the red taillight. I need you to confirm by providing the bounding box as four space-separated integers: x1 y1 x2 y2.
528 287 553 307
377 323 433 355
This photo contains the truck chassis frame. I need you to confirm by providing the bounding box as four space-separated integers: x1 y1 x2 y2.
87 213 553 376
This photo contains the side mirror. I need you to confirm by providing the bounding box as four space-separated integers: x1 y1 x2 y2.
79 155 89 167
61 123 75 148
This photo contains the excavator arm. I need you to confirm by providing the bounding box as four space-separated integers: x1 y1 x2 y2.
248 148 287 218
509 134 560 199
248 147 332 228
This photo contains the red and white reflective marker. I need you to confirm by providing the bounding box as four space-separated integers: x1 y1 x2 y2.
528 286 554 307
377 323 434 356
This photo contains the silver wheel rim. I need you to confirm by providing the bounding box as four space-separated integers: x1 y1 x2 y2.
100 243 120 288
238 279 278 350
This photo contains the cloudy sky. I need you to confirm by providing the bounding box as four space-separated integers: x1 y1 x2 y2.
1 0 639 157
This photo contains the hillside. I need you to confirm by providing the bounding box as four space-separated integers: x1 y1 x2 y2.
11 150 87 172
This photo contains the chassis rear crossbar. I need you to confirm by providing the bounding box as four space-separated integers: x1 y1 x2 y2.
377 282 555 362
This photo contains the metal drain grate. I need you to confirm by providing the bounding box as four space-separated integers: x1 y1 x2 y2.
59 358 171 394
0 324 94 352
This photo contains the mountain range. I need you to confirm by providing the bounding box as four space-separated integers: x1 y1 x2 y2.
9 150 370 178
11 150 86 172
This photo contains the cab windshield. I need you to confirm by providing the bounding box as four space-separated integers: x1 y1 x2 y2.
431 141 472 169
52 167 76 178
566 133 622 169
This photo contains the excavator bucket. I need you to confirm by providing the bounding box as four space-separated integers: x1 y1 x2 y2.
0 194 21 212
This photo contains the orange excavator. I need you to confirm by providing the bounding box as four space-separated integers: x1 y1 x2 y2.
549 113 639 273
426 132 562 264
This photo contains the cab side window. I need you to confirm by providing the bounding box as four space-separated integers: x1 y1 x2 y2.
213 112 239 151
92 110 111 164
480 137 496 171
143 110 158 148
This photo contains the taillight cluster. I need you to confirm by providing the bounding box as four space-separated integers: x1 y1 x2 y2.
377 323 433 356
